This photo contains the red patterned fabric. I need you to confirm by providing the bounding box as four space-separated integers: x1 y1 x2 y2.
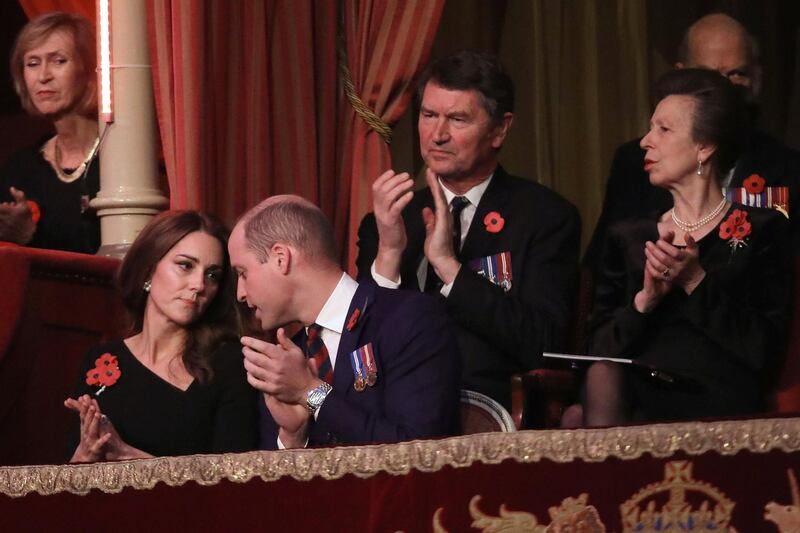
2 449 799 531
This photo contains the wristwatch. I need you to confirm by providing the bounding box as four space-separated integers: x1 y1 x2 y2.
306 382 333 414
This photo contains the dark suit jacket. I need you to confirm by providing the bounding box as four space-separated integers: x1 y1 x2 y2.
258 281 461 449
585 132 800 271
356 166 581 409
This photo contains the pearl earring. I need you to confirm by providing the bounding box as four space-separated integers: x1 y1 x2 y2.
143 280 151 292
696 159 703 175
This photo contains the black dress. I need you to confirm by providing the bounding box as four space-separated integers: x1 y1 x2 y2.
589 204 792 421
67 340 258 458
0 140 100 254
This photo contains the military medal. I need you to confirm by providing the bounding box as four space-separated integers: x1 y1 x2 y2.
350 349 367 392
468 251 513 292
724 185 789 219
361 343 378 386
350 343 377 391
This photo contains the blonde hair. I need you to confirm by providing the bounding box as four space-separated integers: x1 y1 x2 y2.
10 11 97 118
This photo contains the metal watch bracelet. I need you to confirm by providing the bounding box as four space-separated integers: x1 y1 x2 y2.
306 382 333 414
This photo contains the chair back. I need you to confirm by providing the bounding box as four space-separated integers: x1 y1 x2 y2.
460 389 516 434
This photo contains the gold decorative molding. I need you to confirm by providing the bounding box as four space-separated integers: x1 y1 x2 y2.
2 417 799 498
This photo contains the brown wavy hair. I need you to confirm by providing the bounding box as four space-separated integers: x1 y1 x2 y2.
10 11 97 118
117 210 237 384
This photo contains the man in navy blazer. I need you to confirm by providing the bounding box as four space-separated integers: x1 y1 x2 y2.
356 50 581 409
229 195 460 449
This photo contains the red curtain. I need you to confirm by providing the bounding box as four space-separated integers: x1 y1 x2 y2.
146 1 339 226
337 0 444 271
18 0 94 21
147 0 442 264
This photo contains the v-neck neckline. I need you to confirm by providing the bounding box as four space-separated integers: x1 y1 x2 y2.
122 339 196 393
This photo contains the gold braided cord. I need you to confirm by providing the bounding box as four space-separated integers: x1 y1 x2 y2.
337 12 392 144
1 416 800 497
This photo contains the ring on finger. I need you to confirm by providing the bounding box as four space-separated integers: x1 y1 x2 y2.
662 268 671 279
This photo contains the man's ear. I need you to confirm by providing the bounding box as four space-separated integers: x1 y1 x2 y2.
490 112 514 149
270 243 292 274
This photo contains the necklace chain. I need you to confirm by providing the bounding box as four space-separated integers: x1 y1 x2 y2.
670 197 728 233
53 136 100 184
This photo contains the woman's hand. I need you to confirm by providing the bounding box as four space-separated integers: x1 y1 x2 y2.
635 230 680 313
65 395 151 462
64 394 111 463
645 230 706 295
0 187 36 245
98 414 150 461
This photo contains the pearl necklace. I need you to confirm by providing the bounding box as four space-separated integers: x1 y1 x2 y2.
53 136 101 184
670 197 728 233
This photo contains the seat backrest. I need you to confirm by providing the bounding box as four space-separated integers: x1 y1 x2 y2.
460 389 516 434
0 246 124 465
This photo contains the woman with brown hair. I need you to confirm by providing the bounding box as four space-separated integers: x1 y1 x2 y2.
0 12 101 253
65 211 257 462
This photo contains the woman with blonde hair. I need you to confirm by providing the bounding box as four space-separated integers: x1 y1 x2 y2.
0 12 101 253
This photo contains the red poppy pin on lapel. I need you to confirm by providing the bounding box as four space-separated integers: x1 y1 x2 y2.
85 353 122 395
484 211 505 233
346 308 361 331
743 174 765 194
346 298 369 332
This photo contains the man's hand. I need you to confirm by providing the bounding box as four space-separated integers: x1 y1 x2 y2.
265 395 310 448
372 169 414 281
422 168 461 285
0 187 35 245
242 328 318 405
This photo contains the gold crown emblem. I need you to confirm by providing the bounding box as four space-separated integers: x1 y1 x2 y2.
620 461 734 533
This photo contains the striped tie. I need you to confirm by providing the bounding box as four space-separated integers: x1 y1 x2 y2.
305 324 333 384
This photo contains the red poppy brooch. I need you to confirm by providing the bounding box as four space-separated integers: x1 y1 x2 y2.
743 174 765 194
484 211 505 233
85 353 122 395
719 209 751 255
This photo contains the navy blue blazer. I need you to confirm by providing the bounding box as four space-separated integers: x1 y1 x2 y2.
258 281 461 449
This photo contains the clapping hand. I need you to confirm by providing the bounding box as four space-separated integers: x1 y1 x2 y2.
0 187 35 245
372 169 415 281
65 395 150 462
636 230 706 313
242 328 317 447
421 168 461 285
64 395 111 463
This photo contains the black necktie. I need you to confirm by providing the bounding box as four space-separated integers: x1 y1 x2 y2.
424 196 470 293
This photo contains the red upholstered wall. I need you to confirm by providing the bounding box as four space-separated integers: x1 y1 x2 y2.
0 247 124 465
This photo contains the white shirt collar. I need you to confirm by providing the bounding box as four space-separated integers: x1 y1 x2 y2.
314 273 359 334
439 172 494 208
